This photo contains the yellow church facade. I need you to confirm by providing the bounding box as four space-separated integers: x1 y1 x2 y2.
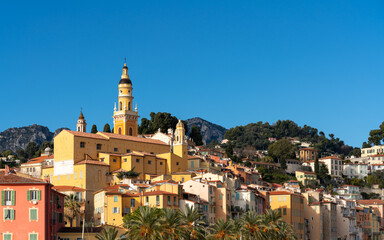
42 63 188 223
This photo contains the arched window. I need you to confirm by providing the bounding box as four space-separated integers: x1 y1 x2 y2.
119 102 122 110
118 128 122 135
128 102 131 111
129 128 133 136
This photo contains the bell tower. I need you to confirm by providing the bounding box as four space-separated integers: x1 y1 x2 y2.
173 120 187 158
76 111 87 132
113 62 139 136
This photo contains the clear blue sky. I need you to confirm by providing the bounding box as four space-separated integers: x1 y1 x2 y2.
0 1 383 147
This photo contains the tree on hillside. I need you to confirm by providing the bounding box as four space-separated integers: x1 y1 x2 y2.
314 157 320 175
138 112 188 135
268 139 296 170
190 125 203 146
1 150 12 158
368 122 384 146
103 123 111 133
91 124 98 133
25 142 39 159
318 164 331 184
362 142 372 148
226 142 234 158
349 148 361 158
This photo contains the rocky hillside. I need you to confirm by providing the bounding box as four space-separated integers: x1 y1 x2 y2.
0 124 68 152
185 117 227 145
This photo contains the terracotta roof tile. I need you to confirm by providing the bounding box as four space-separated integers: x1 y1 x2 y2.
23 155 54 164
296 170 316 175
65 130 108 140
97 132 168 145
0 172 48 184
357 199 384 205
320 156 342 160
300 148 318 151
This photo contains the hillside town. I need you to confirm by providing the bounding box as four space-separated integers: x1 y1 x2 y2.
2 63 384 240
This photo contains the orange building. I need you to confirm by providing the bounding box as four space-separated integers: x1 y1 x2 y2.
0 167 65 240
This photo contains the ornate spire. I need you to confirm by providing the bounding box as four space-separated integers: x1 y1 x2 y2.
121 62 129 79
79 111 84 120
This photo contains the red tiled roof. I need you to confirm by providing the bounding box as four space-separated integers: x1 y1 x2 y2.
103 184 130 191
370 154 384 157
151 179 178 184
97 132 168 145
357 199 384 205
133 183 150 188
296 170 316 175
75 160 109 166
53 186 86 192
23 154 54 164
143 190 178 196
300 148 318 151
0 172 48 184
269 190 303 197
64 130 108 140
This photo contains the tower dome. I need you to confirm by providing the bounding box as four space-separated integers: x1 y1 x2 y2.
119 63 132 84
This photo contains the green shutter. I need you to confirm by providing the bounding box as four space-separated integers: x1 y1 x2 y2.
11 191 15 205
27 190 31 201
30 209 37 221
11 209 15 220
37 190 41 201
1 191 4 206
4 234 12 240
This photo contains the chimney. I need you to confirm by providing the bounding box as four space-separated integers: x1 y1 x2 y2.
5 165 10 174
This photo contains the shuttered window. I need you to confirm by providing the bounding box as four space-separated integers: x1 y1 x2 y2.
30 208 38 221
3 234 12 240
27 190 41 201
1 190 15 206
3 209 15 220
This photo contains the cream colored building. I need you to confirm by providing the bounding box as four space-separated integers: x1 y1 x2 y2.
361 145 384 157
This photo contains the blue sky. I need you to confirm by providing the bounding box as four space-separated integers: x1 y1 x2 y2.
0 1 383 147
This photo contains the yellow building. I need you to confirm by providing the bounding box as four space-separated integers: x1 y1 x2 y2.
42 63 188 223
299 148 318 161
295 170 317 186
57 226 127 240
269 191 304 240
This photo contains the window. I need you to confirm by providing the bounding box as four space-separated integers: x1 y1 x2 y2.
3 209 14 220
114 148 118 152
148 161 151 165
174 196 177 205
29 233 38 240
136 159 140 163
191 161 195 168
126 149 131 153
219 194 223 200
129 128 133 136
124 158 127 162
124 208 130 213
80 142 85 148
80 171 83 179
167 196 171 205
156 196 160 205
114 196 118 202
27 190 41 201
131 199 135 207
3 234 12 240
112 207 119 213
30 208 38 221
2 190 15 206
176 162 179 166
160 162 163 165
97 144 102 150
113 159 117 163
283 208 287 215
74 172 77 179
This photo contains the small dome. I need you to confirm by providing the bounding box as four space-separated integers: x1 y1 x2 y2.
176 119 184 128
79 111 85 120
119 78 132 84
45 147 52 152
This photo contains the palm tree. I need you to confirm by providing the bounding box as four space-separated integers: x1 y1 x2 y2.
256 209 297 240
207 219 237 240
96 226 118 240
179 205 205 240
123 206 162 240
241 211 264 239
64 194 81 227
160 208 182 240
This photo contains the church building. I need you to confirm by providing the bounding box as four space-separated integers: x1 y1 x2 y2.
42 63 188 223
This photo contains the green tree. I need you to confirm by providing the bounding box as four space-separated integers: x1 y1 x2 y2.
25 142 39 159
190 125 203 146
207 219 237 240
116 168 141 180
179 205 205 240
160 208 182 240
226 142 234 158
268 139 296 170
314 157 320 174
91 124 98 134
349 148 361 158
103 123 111 133
138 112 188 135
362 142 372 148
96 226 119 240
123 206 163 240
64 194 81 227
1 150 12 157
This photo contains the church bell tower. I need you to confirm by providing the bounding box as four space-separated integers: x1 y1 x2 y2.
113 62 139 136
